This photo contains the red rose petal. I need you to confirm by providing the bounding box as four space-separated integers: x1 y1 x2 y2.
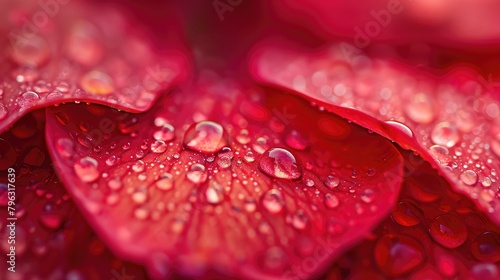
44 75 404 279
250 42 500 225
0 0 189 134
269 0 500 45
0 110 147 279
324 149 500 279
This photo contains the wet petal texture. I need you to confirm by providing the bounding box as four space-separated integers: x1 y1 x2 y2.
0 110 147 279
270 0 500 45
251 42 500 225
45 76 403 279
0 0 189 133
325 149 500 279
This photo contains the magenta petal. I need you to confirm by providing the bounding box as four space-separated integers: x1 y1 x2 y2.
44 76 404 279
250 42 500 225
0 0 190 134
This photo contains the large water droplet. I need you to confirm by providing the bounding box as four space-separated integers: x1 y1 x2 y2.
261 189 285 213
10 35 49 66
429 214 468 249
80 71 114 95
259 148 302 180
431 122 459 148
374 234 425 277
460 170 478 186
74 157 99 182
471 231 500 262
186 163 207 184
183 121 229 153
385 120 414 138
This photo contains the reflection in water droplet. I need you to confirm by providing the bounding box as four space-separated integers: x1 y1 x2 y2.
385 120 414 138
471 231 500 262
151 140 167 153
259 148 302 180
244 152 255 163
429 214 468 249
431 122 459 148
324 175 340 188
74 157 99 182
183 121 229 154
460 170 478 186
262 189 285 214
132 160 145 172
186 164 207 184
80 71 114 95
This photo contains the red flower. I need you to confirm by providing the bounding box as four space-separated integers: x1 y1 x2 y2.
1 0 499 279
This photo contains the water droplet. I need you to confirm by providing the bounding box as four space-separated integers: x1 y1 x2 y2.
385 120 414 138
217 155 232 169
244 199 256 212
132 190 148 204
324 175 340 188
55 138 74 158
132 160 145 172
9 35 49 66
262 189 285 214
105 155 117 166
391 201 421 226
244 151 255 163
460 169 478 186
80 71 114 95
405 93 434 124
324 193 339 209
74 157 99 182
291 210 308 230
366 168 377 177
471 263 499 280
156 173 174 191
259 148 302 180
151 140 167 153
262 247 286 272
431 122 459 148
252 137 269 154
471 231 500 262
153 124 175 142
206 181 224 204
284 130 309 150
236 129 250 144
374 234 424 277
17 91 39 108
361 188 376 203
304 179 314 187
186 163 207 184
107 177 122 190
183 121 229 154
429 214 468 249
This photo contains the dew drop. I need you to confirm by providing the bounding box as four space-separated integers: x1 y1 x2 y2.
131 190 148 204
206 181 224 204
9 35 49 66
132 160 145 172
385 120 414 138
429 214 468 249
324 175 340 188
391 201 421 226
471 231 500 262
39 204 63 230
183 121 229 154
151 140 167 153
107 177 122 190
361 188 376 203
17 91 39 108
291 210 308 230
236 129 251 144
405 93 434 124
55 138 74 159
80 71 114 95
431 122 459 148
244 151 255 163
186 163 207 184
324 193 339 209
244 199 257 212
153 124 175 142
374 234 425 277
259 148 302 180
261 189 285 214
460 169 478 186
105 155 117 166
156 173 174 191
74 157 99 182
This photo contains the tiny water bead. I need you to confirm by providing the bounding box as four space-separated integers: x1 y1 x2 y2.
183 121 229 154
429 214 468 249
460 169 478 186
258 148 302 180
374 234 425 277
74 156 99 182
431 122 460 148
80 70 115 95
261 189 285 214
